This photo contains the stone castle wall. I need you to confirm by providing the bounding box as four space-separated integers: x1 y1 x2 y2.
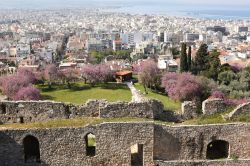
0 123 249 166
0 122 154 166
153 123 250 161
0 100 165 124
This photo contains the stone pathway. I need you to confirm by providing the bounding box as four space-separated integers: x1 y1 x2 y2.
126 82 146 102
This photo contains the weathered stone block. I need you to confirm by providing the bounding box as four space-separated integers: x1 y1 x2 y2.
181 101 198 120
202 99 225 115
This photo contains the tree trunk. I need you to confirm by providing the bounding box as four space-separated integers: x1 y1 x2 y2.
48 81 52 89
143 84 148 94
67 81 71 89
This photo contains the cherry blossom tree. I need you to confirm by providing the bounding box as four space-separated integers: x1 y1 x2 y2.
138 60 160 93
44 64 58 88
161 72 216 102
14 86 41 101
17 68 37 84
0 68 40 101
81 64 113 86
60 68 79 88
0 75 31 100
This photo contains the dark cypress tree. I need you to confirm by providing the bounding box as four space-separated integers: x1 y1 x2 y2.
207 49 221 80
193 44 209 75
30 42 34 54
187 46 192 71
180 43 188 72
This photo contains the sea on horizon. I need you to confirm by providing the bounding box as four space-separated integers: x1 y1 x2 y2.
0 0 250 20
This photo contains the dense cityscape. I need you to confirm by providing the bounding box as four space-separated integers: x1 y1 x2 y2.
0 1 249 166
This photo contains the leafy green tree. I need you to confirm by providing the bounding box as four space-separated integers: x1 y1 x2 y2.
187 46 192 71
192 44 209 75
89 49 132 64
206 49 221 80
220 63 233 72
239 70 250 91
218 71 238 86
245 65 250 73
180 43 188 72
115 50 132 60
170 47 180 58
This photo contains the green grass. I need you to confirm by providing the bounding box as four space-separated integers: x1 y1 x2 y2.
182 108 250 125
134 83 181 111
37 82 132 104
88 137 96 147
0 117 151 129
182 114 227 125
231 115 250 123
0 115 248 129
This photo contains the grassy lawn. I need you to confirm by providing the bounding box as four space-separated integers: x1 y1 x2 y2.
37 82 132 104
182 107 250 125
134 83 181 111
0 117 151 129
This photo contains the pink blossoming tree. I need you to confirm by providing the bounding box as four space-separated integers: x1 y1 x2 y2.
161 72 216 102
138 60 160 93
44 64 58 88
14 86 41 101
60 68 79 88
81 64 113 86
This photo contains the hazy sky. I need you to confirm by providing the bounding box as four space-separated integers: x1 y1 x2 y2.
110 0 250 5
2 0 250 9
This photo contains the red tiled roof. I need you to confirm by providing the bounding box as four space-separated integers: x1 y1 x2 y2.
116 70 132 76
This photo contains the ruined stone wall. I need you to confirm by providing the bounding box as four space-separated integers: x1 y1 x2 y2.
69 100 108 118
0 122 154 166
229 102 250 119
0 101 70 124
100 100 163 119
0 99 166 124
181 101 198 120
154 124 250 161
202 98 225 115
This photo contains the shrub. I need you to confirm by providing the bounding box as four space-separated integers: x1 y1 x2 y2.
218 71 238 86
224 98 250 107
211 90 225 99
14 86 41 101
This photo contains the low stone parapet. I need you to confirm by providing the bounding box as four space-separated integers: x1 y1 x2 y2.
229 102 250 119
